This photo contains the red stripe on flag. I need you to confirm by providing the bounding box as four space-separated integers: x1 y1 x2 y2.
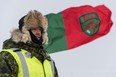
62 5 113 49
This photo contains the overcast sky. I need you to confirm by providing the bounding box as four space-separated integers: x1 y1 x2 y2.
0 0 116 77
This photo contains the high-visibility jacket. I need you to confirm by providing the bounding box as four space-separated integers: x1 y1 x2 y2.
3 49 55 77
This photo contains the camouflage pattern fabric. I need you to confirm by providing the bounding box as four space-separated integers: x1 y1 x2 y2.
0 38 58 77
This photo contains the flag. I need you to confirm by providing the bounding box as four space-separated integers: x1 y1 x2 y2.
44 5 113 53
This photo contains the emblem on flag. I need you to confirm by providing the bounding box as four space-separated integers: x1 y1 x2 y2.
79 12 100 36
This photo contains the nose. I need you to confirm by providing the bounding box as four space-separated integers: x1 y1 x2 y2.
35 28 42 37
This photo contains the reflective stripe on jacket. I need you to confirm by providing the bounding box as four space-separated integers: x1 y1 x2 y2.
3 49 54 77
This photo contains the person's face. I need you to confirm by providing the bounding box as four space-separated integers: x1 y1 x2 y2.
31 27 42 39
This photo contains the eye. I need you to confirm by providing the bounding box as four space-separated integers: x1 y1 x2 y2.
31 28 36 31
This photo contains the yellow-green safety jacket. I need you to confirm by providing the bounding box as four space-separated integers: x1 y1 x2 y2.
3 49 55 77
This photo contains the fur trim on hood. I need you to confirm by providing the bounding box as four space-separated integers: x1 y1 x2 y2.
11 29 31 43
12 10 48 44
23 10 48 32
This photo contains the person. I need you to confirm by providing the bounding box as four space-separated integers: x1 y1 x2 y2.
0 10 58 77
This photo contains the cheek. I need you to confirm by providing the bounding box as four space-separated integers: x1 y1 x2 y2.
34 31 42 37
31 28 42 37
